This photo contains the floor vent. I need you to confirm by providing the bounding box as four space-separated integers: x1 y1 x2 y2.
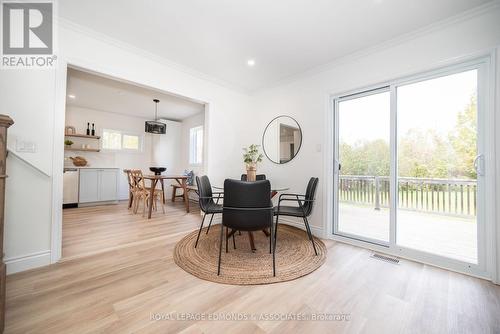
370 253 400 264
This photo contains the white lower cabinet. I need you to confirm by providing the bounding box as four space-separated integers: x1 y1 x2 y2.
79 168 119 203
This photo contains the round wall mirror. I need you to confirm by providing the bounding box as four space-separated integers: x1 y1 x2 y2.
262 116 302 164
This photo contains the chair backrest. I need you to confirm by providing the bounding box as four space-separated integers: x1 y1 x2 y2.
222 179 272 231
240 174 266 181
124 170 133 188
130 169 146 191
196 175 214 213
303 177 319 216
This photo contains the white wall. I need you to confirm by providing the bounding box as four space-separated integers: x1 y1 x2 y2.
180 112 205 177
250 6 500 281
151 118 183 178
2 21 252 273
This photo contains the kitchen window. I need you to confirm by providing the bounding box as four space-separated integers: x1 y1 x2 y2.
189 126 203 165
102 129 142 151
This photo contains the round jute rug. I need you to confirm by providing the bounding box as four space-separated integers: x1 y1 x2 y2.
173 224 327 285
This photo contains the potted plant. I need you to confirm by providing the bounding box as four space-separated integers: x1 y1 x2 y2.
64 139 74 149
243 144 263 181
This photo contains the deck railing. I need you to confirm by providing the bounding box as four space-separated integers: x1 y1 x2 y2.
339 175 477 217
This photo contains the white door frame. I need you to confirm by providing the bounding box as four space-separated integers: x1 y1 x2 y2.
51 57 211 263
324 51 497 281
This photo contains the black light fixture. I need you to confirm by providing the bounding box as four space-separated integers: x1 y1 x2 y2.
145 99 166 134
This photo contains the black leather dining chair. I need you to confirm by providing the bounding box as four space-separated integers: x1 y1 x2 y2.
218 179 275 276
195 175 223 248
274 177 319 255
240 174 267 181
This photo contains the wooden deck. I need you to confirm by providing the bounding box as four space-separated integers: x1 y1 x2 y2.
338 203 477 263
5 202 500 333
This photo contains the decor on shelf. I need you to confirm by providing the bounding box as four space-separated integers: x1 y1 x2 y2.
243 144 263 181
65 126 76 135
145 99 166 134
262 115 302 164
69 156 88 167
86 122 90 136
91 123 95 136
64 139 74 148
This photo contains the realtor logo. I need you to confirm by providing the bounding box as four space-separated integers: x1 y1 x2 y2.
1 1 56 68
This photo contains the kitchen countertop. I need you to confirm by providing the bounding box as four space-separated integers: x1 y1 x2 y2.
64 167 120 171
64 167 120 169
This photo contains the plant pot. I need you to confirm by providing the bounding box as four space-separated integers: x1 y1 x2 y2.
246 164 257 182
65 144 72 149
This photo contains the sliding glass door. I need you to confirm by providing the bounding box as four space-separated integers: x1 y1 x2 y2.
333 60 487 268
396 69 479 263
335 89 391 244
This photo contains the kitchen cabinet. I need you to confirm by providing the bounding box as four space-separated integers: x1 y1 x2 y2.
79 168 118 203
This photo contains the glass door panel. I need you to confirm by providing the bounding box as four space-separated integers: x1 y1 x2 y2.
336 90 391 243
396 69 479 263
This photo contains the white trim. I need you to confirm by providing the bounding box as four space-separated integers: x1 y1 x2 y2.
50 60 67 264
494 47 500 284
5 250 51 275
279 218 323 237
326 51 497 281
389 85 397 247
7 149 51 177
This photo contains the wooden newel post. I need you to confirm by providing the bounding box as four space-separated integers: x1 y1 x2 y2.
374 176 381 211
0 115 14 334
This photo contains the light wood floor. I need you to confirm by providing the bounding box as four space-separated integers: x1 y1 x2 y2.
6 201 500 333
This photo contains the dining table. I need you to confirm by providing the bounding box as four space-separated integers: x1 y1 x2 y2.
212 184 290 251
142 174 189 218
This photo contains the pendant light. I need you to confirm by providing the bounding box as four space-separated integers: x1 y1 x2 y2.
145 99 166 134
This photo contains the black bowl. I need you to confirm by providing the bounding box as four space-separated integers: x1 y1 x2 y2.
150 167 166 175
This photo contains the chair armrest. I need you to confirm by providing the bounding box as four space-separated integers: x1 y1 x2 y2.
277 198 314 203
279 193 306 198
198 195 223 199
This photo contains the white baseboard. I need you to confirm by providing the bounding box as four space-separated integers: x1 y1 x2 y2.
78 200 119 207
5 250 51 274
278 218 324 237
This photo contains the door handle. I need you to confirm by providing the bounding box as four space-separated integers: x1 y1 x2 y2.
473 154 484 176
334 160 341 174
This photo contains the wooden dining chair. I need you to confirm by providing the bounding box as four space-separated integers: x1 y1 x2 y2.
124 169 136 209
131 170 165 217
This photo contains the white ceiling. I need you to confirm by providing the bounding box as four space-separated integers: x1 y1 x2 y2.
66 68 205 121
59 0 492 92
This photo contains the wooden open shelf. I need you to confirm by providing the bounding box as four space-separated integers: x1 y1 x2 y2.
65 148 100 152
65 133 101 140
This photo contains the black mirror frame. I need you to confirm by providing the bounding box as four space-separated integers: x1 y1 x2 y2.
262 115 303 165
